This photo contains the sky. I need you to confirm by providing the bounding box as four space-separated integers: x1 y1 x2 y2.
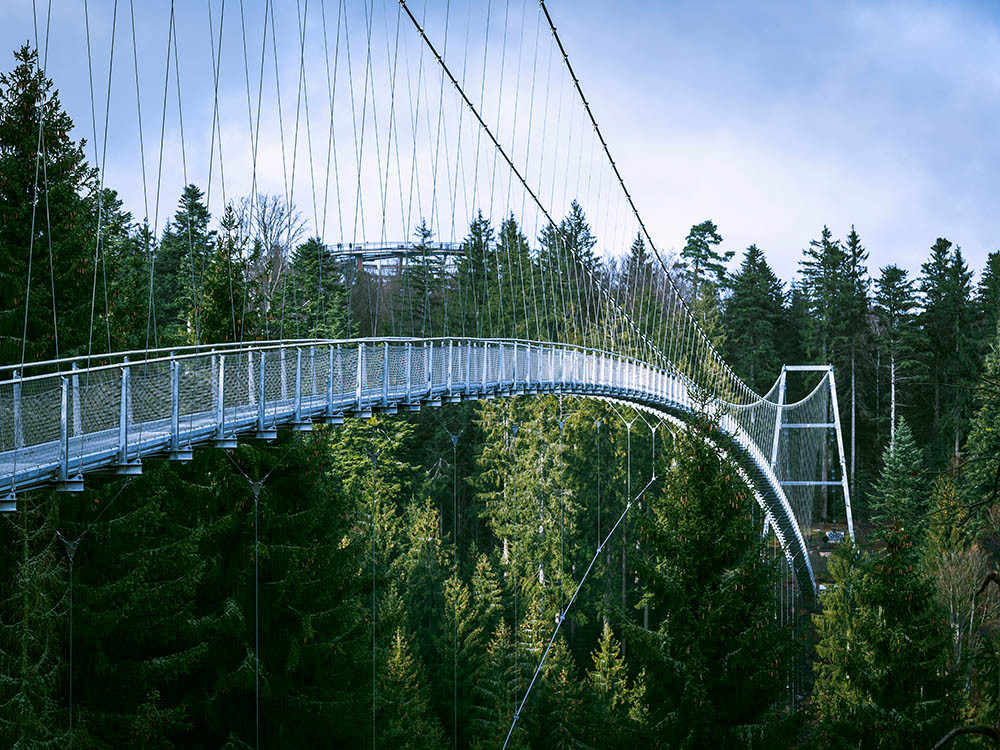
1 0 997 286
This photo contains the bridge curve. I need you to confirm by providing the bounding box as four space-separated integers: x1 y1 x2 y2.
0 338 815 594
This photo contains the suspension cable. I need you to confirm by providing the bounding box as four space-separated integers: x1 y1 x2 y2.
502 474 656 750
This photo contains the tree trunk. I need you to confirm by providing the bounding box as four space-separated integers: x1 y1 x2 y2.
890 353 896 447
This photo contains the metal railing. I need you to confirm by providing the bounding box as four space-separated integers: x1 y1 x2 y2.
0 337 815 593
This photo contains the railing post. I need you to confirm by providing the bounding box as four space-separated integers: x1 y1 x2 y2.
382 342 390 407
59 376 69 482
295 348 303 424
357 342 365 412
217 354 226 441
426 341 433 395
327 345 335 415
310 345 317 400
336 343 343 402
71 362 81 437
482 342 488 390
405 343 412 401
248 349 256 407
498 343 504 389
465 342 472 394
447 341 453 397
512 342 518 388
12 370 22 450
280 348 288 400
258 351 267 432
118 362 130 465
171 360 180 453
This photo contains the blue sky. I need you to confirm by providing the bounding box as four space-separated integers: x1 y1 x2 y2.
2 0 997 286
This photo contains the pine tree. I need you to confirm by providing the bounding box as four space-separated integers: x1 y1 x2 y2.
975 250 1000 357
470 621 523 750
674 220 731 345
398 219 445 338
963 324 1000 518
799 225 845 362
432 575 485 747
455 211 496 338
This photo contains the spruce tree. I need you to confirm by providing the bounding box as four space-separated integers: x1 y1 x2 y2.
631 417 794 748
874 265 918 447
584 622 647 748
915 238 977 462
723 244 785 393
376 628 444 749
812 421 956 748
153 184 213 346
0 45 99 363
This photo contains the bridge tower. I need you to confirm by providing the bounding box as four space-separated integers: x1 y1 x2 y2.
770 364 854 542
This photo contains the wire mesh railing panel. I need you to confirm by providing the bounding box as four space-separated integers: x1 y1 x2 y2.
131 361 172 425
223 353 252 424
79 369 123 439
20 378 62 449
179 356 214 422
263 351 284 405
365 346 385 392
387 346 407 391
340 347 358 396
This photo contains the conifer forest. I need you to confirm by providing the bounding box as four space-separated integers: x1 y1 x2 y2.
1 5 1000 749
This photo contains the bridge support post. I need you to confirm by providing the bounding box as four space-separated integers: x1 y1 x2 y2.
323 345 344 425
828 366 855 541
426 342 436 403
404 343 419 411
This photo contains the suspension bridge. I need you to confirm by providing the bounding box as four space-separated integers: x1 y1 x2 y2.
1 0 852 741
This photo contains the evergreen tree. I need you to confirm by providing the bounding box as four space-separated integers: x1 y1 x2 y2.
289 236 347 339
915 238 977 462
631 417 794 748
0 493 66 748
799 225 845 362
154 184 213 346
376 627 444 749
470 621 523 750
674 220 731 344
874 265 918 447
398 219 445 338
584 622 647 748
812 423 956 748
975 250 1000 356
723 244 785 393
0 45 99 363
